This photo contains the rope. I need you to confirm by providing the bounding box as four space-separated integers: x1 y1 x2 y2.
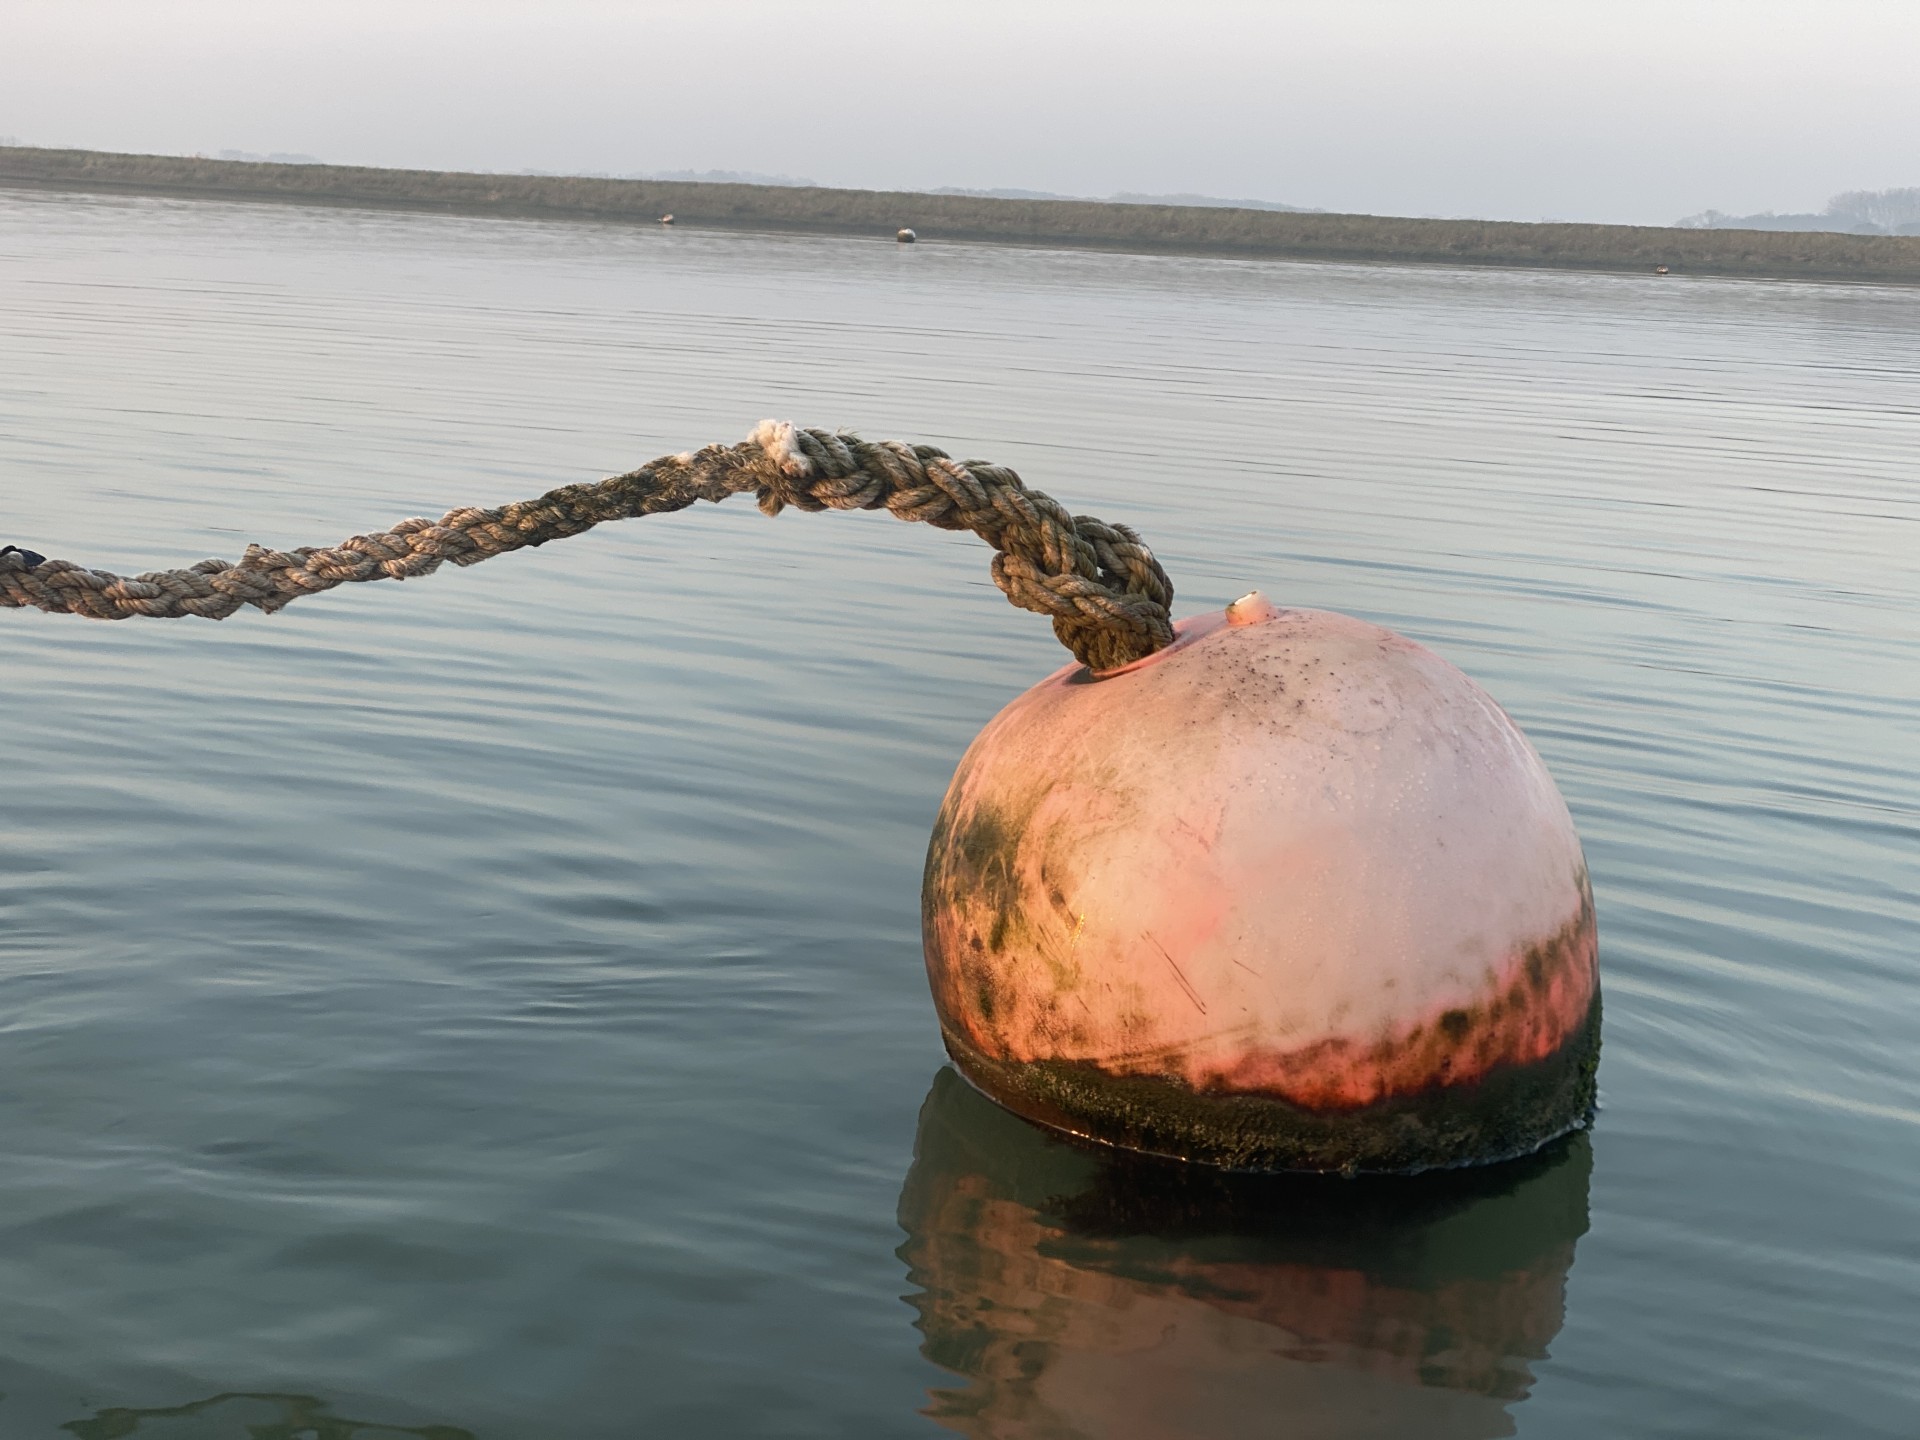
0 422 1175 671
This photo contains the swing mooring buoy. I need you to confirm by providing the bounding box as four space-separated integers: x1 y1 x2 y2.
923 594 1599 1174
3 422 1598 1172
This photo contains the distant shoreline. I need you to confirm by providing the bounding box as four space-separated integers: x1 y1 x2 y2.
6 145 1920 285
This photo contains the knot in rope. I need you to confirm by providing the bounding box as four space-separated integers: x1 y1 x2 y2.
2 423 1175 671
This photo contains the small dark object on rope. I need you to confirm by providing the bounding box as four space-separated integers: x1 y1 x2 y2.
0 423 1175 671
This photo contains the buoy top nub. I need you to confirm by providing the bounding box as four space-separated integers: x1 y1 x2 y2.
1225 590 1282 626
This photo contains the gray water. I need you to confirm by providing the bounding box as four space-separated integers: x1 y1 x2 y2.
0 187 1915 1439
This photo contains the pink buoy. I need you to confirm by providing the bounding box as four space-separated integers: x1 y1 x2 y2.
922 595 1599 1173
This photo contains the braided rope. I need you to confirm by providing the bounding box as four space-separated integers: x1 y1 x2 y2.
1 422 1175 671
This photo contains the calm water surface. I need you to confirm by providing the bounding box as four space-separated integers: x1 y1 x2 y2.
0 190 1915 1438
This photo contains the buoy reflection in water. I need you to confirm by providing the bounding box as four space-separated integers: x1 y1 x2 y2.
897 1067 1591 1439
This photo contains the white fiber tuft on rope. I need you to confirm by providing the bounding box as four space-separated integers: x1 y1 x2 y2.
749 419 813 478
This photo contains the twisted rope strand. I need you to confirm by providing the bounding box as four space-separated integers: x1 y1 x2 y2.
1 423 1175 670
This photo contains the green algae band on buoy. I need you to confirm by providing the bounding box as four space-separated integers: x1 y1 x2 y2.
922 594 1600 1174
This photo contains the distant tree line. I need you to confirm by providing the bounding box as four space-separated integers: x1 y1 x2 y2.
1677 187 1920 236
1828 188 1920 232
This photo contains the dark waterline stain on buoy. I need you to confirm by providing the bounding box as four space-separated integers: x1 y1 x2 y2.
942 988 1601 1175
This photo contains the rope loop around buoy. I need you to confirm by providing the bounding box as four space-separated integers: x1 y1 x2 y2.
0 423 1175 670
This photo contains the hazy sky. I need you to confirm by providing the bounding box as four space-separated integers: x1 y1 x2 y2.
7 1 1918 225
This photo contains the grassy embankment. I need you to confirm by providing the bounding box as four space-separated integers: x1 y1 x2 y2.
6 146 1920 284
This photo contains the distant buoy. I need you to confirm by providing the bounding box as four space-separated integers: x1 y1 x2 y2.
922 596 1600 1173
659 213 675 226
897 228 917 244
1654 264 1670 275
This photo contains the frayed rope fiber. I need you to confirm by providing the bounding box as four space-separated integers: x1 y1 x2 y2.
1 423 1175 671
